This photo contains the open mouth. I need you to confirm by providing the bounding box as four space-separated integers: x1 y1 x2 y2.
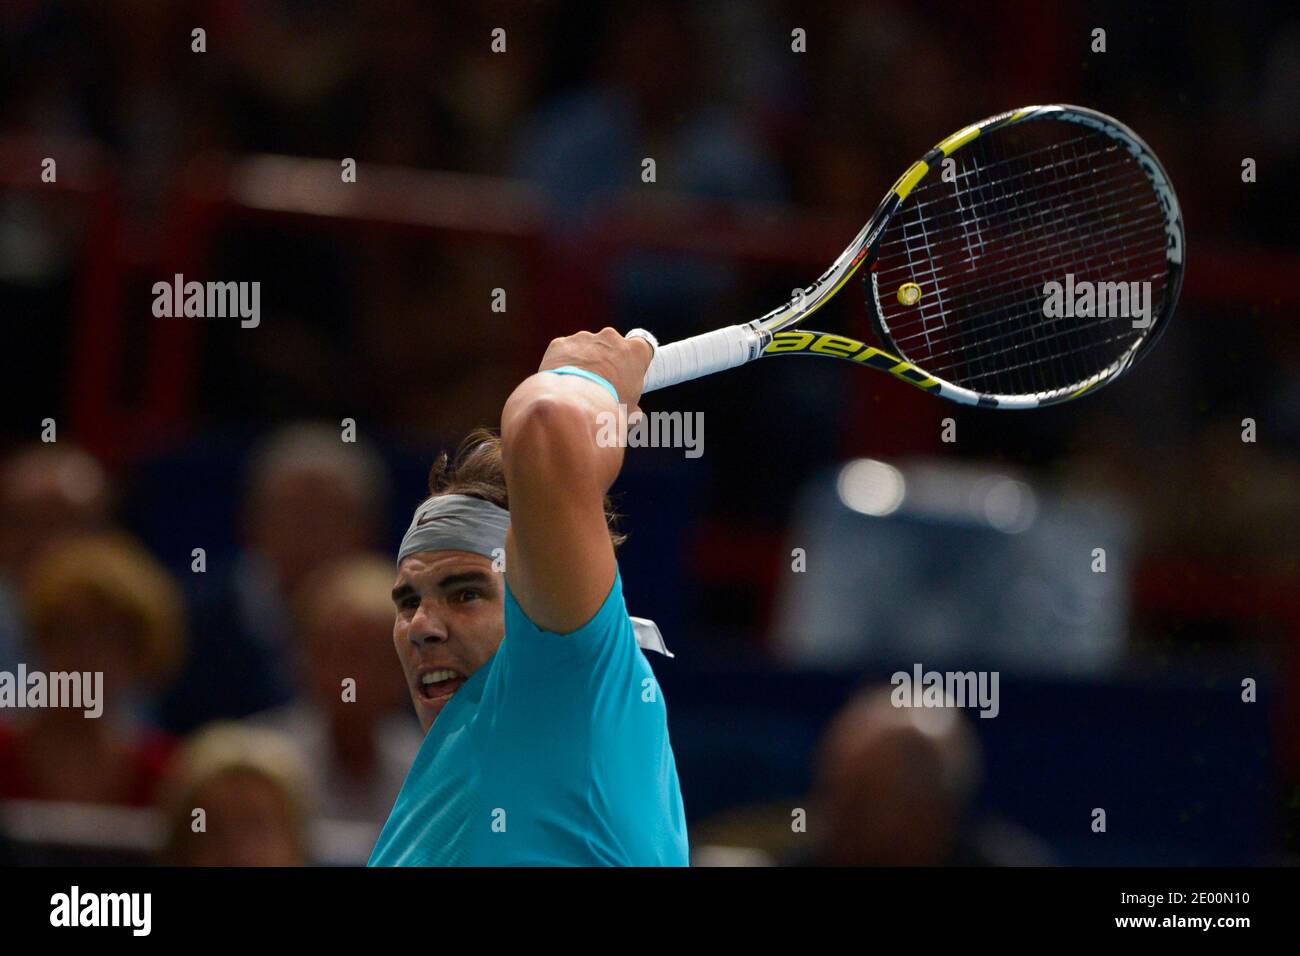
417 668 466 703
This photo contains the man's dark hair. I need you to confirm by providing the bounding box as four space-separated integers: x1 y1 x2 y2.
427 428 627 548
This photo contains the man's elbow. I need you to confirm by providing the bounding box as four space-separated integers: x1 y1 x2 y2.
501 391 594 471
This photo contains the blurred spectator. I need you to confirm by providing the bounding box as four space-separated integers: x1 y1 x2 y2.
805 687 1052 866
156 722 309 867
248 555 421 830
0 532 182 806
693 686 1053 866
0 443 112 672
159 423 390 732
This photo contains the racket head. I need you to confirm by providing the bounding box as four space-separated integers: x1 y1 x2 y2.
859 105 1184 408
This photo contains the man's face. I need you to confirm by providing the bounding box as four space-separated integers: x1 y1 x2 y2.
391 550 504 732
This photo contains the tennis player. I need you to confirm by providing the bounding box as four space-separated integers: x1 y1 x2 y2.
369 327 689 866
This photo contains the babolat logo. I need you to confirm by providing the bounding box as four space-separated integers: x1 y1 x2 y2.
50 886 151 936
1042 273 1153 329
764 330 939 388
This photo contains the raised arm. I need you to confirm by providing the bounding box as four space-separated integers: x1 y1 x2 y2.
500 328 653 633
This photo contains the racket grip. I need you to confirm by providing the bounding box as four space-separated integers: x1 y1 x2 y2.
642 324 765 393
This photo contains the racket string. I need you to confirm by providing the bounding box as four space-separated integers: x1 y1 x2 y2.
877 192 1167 317
873 123 1170 396
894 139 1128 231
876 175 1164 315
889 244 1164 379
904 131 1110 200
882 218 1169 355
904 269 1168 378
876 164 1164 277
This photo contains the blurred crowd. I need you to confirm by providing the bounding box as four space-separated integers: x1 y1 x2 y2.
0 433 421 864
1 1 1297 864
0 435 1062 865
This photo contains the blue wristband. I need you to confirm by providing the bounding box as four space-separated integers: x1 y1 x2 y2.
545 366 619 403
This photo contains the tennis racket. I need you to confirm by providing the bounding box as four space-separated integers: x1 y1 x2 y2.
637 104 1184 409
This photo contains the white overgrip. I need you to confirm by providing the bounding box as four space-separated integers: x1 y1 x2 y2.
641 324 764 392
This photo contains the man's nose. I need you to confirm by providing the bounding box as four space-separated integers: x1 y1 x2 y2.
409 629 448 648
408 603 448 646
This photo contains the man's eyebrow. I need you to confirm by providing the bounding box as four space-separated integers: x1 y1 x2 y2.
437 571 495 590
392 572 495 604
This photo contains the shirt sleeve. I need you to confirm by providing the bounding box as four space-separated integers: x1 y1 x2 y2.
500 568 636 669
473 567 686 865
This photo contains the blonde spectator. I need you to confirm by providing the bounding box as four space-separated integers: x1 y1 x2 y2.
157 722 310 866
0 533 184 806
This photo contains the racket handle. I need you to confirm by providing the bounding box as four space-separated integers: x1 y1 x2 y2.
641 324 765 393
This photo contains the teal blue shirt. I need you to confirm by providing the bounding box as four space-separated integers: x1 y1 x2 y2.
368 569 689 866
